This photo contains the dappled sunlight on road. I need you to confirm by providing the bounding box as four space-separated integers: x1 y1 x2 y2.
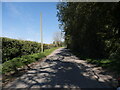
4 48 113 88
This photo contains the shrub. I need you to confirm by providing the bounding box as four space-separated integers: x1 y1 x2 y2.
2 37 55 63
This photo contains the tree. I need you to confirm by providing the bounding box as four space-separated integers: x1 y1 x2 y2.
57 2 120 60
53 31 64 47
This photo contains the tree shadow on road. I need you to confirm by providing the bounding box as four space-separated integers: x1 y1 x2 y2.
6 48 115 89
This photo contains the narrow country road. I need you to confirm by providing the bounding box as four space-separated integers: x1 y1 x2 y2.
5 48 113 88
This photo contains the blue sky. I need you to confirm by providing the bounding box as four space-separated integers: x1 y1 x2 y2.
2 2 61 44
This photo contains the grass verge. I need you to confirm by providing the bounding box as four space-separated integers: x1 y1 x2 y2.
71 50 120 75
2 47 60 74
86 58 120 74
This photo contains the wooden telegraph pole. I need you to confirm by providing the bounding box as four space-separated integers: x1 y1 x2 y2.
40 13 43 52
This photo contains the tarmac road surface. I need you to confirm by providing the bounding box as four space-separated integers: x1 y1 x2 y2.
4 48 113 89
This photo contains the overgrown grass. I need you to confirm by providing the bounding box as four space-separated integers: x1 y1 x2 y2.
71 50 120 75
86 58 120 73
71 50 120 74
2 47 59 74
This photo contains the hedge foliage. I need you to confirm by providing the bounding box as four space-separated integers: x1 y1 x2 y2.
2 47 59 74
2 37 55 63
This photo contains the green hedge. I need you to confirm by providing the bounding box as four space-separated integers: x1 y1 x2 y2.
2 47 59 74
2 37 54 63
